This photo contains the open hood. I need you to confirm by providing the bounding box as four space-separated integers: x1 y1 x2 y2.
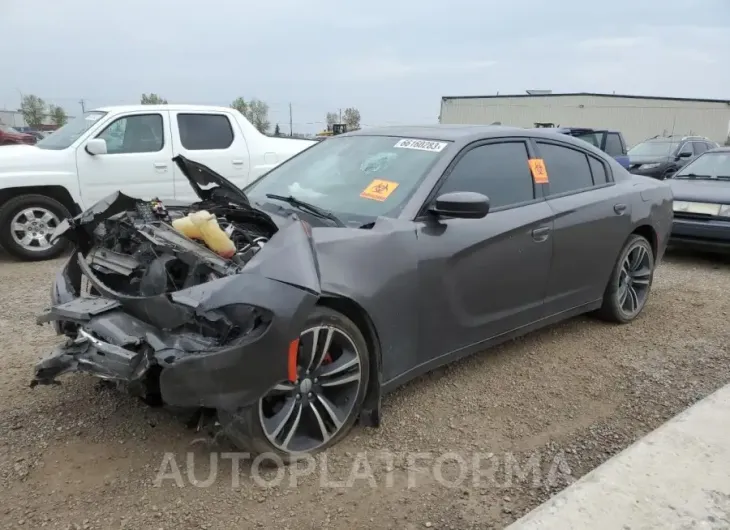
173 154 251 206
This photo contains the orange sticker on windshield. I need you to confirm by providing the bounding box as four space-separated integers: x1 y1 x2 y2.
360 179 399 201
528 158 549 183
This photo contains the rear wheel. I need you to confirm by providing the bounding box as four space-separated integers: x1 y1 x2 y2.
596 234 654 323
218 306 370 463
0 194 70 261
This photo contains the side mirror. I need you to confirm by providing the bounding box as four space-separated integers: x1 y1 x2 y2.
429 191 490 219
85 138 108 155
677 151 693 159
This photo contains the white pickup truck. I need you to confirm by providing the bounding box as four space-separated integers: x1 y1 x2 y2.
0 104 316 261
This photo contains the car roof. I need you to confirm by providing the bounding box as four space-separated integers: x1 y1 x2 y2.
343 124 602 149
530 127 623 134
705 147 730 153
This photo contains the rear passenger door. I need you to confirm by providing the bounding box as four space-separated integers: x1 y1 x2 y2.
535 140 632 314
170 111 251 201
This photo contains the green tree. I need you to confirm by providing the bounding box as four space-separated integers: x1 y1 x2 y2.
49 105 68 127
141 93 168 104
342 107 361 131
274 123 281 136
231 97 248 116
21 95 46 128
247 98 270 134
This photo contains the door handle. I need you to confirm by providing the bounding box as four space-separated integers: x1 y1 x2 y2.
614 203 627 214
232 159 244 166
532 226 551 242
154 162 168 169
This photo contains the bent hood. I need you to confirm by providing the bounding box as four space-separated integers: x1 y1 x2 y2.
668 178 730 204
173 154 251 205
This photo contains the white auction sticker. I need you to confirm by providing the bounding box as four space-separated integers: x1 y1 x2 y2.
393 138 448 152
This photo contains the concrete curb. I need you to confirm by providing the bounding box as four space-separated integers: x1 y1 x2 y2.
507 383 730 529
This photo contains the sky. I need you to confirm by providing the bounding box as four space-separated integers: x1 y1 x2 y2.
3 0 730 134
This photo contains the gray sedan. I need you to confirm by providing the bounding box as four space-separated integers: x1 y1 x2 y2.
667 146 730 251
33 125 673 460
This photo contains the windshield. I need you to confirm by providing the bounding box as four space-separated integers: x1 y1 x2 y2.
36 111 107 150
628 140 679 157
245 135 450 224
674 152 730 179
0 124 19 134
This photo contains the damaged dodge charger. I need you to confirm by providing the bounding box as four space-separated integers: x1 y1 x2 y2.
32 126 673 460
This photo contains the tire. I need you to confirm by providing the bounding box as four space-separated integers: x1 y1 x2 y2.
596 234 655 323
217 306 371 464
0 194 70 261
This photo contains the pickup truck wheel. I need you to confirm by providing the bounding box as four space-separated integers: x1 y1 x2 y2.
0 194 70 261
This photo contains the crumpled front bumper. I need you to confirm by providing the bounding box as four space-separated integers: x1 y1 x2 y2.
33 218 322 411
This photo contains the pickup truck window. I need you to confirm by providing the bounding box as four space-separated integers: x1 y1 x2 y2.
605 133 625 156
97 114 164 154
177 114 234 150
36 111 107 150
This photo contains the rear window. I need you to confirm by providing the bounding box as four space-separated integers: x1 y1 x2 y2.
177 114 234 150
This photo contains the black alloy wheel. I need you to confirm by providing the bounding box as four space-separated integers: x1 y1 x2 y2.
218 306 370 461
597 234 655 323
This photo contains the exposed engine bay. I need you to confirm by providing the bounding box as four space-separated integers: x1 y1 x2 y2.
80 193 277 299
74 156 280 300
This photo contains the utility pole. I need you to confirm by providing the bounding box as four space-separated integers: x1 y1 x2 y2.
79 99 86 113
289 102 293 137
339 108 342 123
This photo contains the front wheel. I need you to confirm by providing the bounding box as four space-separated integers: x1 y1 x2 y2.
596 234 655 323
0 194 70 261
218 306 370 463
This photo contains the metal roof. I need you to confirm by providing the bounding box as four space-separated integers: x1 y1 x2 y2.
441 92 730 105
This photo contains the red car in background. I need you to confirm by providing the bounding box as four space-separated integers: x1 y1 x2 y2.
0 124 36 145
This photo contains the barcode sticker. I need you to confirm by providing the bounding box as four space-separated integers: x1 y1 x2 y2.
394 139 448 152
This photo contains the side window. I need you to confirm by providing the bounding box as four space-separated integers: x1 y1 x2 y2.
177 114 234 150
605 133 625 156
96 114 163 154
677 142 693 156
537 142 594 195
437 142 535 209
588 156 608 185
692 142 708 155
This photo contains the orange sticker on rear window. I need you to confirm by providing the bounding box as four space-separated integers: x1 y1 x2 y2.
528 158 549 183
360 179 399 201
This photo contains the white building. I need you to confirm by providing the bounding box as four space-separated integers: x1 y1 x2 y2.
439 92 730 147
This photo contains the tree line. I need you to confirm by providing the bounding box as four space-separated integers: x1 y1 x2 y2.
142 94 362 136
10 92 362 136
18 95 68 128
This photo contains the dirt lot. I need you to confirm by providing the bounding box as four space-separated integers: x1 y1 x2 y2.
1 249 729 530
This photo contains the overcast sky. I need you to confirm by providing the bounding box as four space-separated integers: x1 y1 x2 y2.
3 0 730 133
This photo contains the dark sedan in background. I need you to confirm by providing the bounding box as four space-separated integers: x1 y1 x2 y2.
628 135 718 180
668 147 730 251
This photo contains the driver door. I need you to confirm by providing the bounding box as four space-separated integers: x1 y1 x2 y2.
75 111 175 206
415 140 554 364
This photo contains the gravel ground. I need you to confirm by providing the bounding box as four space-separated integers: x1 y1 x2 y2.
1 249 729 530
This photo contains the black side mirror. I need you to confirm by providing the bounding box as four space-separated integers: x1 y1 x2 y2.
429 191 490 219
678 151 693 158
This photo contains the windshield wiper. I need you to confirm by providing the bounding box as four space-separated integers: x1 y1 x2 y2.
265 194 345 227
